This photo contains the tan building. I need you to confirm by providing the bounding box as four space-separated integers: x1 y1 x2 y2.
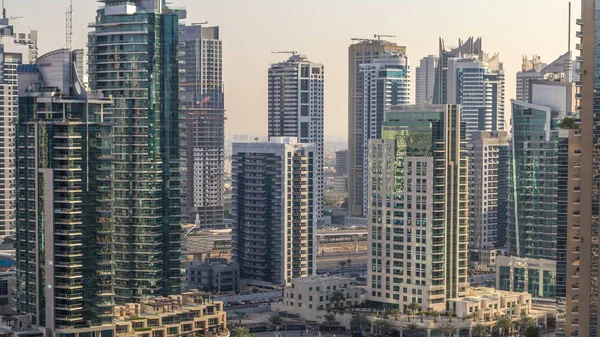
114 291 229 337
347 38 406 217
447 287 532 321
282 275 365 311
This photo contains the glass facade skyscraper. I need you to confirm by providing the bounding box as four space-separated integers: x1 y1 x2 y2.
16 48 115 332
88 0 183 304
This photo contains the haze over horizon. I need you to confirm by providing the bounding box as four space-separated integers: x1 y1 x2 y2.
9 0 580 138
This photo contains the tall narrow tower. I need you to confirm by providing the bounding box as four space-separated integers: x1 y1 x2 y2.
88 0 183 303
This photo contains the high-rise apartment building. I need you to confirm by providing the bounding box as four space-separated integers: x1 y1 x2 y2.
335 149 348 176
367 104 468 312
179 24 225 227
231 138 315 285
433 37 483 105
447 55 505 140
415 55 437 104
353 51 411 216
268 54 323 229
579 1 598 334
88 0 183 303
0 17 37 237
468 131 510 268
516 52 572 103
15 49 115 332
348 39 406 216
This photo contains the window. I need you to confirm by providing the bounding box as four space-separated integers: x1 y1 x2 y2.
301 122 309 138
301 105 309 116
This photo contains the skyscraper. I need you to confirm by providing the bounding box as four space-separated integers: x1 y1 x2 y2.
232 138 315 285
446 55 505 140
579 1 598 334
335 149 348 176
348 38 406 216
352 50 411 217
179 24 225 227
516 53 572 103
16 48 115 332
88 0 183 303
0 17 37 237
433 37 483 105
415 55 437 104
367 104 468 311
468 131 510 268
268 53 323 229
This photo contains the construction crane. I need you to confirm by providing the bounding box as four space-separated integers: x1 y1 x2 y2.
191 21 208 26
374 34 396 41
271 51 298 56
66 0 73 50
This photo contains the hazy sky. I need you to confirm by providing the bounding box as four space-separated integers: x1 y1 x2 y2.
9 0 580 138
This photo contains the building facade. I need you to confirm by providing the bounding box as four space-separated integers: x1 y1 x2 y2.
0 18 37 237
348 39 406 216
186 258 239 293
231 138 315 285
114 291 229 337
15 49 114 331
447 287 532 321
446 56 505 140
282 275 365 310
468 131 510 268
268 54 323 228
354 52 411 216
88 0 183 303
179 24 225 228
496 256 556 298
415 55 437 104
517 52 573 103
335 150 348 176
367 104 468 312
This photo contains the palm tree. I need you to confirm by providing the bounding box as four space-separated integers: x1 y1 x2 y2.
439 322 456 337
408 302 420 322
431 310 441 323
471 323 490 337
372 319 393 337
446 310 454 323
402 323 421 337
233 327 249 337
339 260 347 273
518 314 535 333
330 290 346 308
323 313 338 331
234 312 246 326
494 315 513 337
269 315 284 331
350 313 370 332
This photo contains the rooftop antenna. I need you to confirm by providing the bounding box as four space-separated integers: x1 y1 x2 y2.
66 0 73 50
568 2 571 53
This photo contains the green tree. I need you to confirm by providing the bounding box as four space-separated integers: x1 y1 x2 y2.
234 312 246 326
350 313 370 332
431 310 441 323
233 327 249 337
439 322 456 337
494 315 513 337
330 290 346 308
518 314 535 333
347 258 353 270
372 319 392 337
559 117 578 129
446 310 454 323
323 313 338 331
524 326 540 337
402 323 421 337
385 308 399 320
471 323 490 337
339 260 347 273
269 315 284 330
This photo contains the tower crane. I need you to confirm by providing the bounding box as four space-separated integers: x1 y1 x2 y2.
271 51 298 56
374 34 396 41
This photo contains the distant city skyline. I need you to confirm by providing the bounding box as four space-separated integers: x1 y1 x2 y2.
5 0 580 137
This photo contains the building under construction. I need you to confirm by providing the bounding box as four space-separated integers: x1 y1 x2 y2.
179 24 226 228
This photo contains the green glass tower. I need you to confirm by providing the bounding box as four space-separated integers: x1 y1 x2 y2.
16 48 115 332
88 0 183 303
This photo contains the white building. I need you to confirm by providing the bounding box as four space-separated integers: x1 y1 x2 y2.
232 138 317 285
268 54 324 227
516 52 572 103
447 287 532 320
468 131 510 268
416 55 437 104
357 53 411 216
0 18 37 237
496 256 556 298
447 55 505 140
282 275 365 311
